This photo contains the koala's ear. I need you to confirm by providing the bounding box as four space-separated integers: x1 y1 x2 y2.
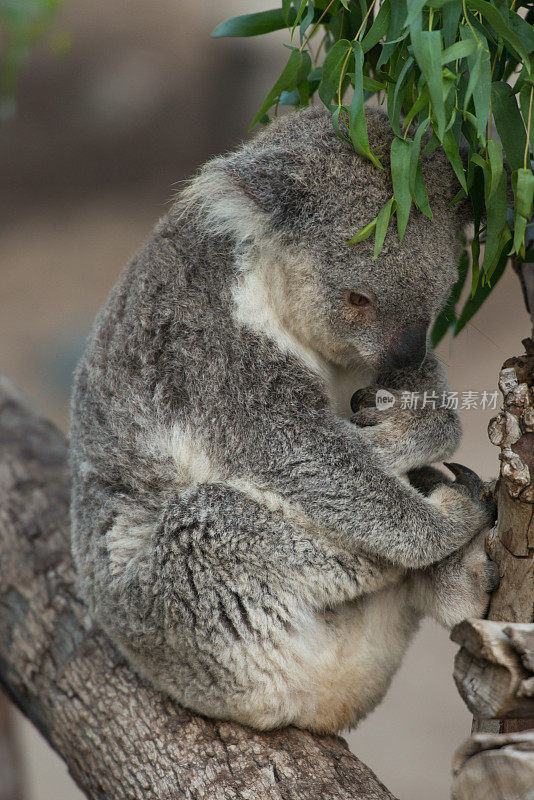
223 149 308 228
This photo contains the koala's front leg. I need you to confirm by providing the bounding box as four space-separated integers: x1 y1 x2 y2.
408 468 499 627
350 351 462 473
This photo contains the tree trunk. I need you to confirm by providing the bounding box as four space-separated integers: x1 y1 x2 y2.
452 619 534 720
478 337 534 735
451 730 534 800
0 375 397 800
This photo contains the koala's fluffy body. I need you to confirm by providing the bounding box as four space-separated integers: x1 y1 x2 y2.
70 107 495 734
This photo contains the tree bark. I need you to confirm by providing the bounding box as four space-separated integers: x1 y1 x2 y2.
480 339 534 735
450 730 534 800
452 619 534 720
0 375 397 800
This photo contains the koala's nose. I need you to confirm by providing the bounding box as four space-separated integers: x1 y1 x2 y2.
385 323 428 371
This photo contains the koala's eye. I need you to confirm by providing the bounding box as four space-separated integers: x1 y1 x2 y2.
348 292 371 308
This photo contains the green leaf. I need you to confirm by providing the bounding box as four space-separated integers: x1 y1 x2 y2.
481 141 510 277
411 27 446 140
346 215 378 243
363 76 386 92
374 197 397 258
331 105 351 143
410 118 433 219
405 0 427 29
250 49 311 128
442 129 468 192
466 0 532 71
391 137 413 240
507 8 534 54
282 0 292 25
430 248 469 346
441 40 476 65
299 1 315 40
520 85 534 154
442 0 462 49
318 39 351 106
350 41 383 168
461 27 491 137
377 0 407 69
361 0 391 53
291 0 308 38
491 82 528 173
513 168 534 220
487 138 504 198
403 85 430 130
389 53 414 136
512 168 534 255
454 246 508 336
212 9 292 37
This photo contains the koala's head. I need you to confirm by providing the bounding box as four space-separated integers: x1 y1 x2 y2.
181 106 470 373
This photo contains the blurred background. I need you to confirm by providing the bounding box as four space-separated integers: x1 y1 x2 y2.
0 1 529 799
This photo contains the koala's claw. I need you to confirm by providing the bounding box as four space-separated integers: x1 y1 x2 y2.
443 461 483 494
443 462 498 525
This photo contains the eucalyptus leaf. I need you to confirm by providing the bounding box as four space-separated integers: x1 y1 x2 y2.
291 0 308 38
491 82 527 173
318 39 352 106
213 9 293 38
361 0 391 53
350 41 383 168
442 129 468 193
467 0 532 70
377 0 407 69
520 85 534 153
411 26 446 140
512 168 534 256
454 247 508 336
391 137 413 240
441 40 475 65
374 197 397 258
346 215 378 243
250 49 311 128
461 27 491 137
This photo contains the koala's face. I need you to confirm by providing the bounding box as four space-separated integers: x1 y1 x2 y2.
222 105 467 372
276 226 458 373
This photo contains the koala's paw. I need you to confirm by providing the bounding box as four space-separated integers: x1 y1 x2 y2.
429 463 497 553
430 531 500 628
350 386 461 473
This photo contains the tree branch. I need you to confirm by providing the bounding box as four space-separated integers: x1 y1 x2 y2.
451 730 534 800
451 619 534 720
0 375 397 800
481 342 534 734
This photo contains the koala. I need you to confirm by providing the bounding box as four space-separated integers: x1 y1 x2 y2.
70 106 497 735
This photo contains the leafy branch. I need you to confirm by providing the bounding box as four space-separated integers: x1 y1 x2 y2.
213 0 534 343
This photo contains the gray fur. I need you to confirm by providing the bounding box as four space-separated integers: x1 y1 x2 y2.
70 106 495 734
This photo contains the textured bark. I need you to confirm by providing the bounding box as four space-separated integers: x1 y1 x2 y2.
478 339 534 734
451 619 534 719
0 376 397 800
451 730 534 800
